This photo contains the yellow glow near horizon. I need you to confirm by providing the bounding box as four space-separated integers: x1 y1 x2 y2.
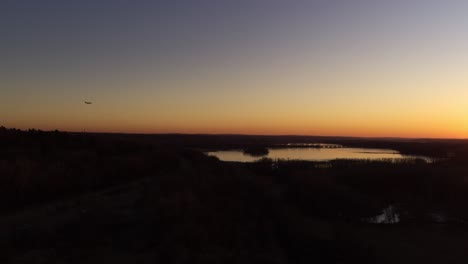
2 62 468 139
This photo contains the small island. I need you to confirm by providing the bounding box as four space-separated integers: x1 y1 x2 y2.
243 147 269 157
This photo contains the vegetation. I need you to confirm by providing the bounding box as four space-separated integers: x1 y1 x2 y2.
1 127 468 263
243 147 269 156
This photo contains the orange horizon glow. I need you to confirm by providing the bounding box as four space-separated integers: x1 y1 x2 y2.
4 120 467 139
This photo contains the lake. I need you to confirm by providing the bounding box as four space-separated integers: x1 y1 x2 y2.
207 147 428 162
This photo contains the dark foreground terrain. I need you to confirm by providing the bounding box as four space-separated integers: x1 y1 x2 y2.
1 127 468 263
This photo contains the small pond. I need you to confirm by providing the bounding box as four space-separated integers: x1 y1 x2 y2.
207 147 430 163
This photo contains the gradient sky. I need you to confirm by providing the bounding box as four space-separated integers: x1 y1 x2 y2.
1 0 467 138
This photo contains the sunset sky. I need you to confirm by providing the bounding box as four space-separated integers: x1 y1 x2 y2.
1 0 467 138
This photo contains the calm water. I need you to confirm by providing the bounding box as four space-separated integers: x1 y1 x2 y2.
207 147 423 162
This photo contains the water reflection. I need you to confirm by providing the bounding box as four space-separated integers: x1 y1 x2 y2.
364 205 400 224
207 147 427 163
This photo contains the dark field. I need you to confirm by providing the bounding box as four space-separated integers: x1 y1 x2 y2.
1 127 468 263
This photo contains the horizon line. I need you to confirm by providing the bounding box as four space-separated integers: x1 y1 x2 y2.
3 126 466 141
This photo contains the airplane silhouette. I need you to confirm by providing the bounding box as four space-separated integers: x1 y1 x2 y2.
84 101 93 105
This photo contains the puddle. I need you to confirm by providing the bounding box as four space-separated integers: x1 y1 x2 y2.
364 205 400 224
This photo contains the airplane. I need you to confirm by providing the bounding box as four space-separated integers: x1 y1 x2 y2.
84 101 93 105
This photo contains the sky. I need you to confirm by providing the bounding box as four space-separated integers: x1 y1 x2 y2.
1 0 467 138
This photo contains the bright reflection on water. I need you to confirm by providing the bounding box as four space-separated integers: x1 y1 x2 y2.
207 148 419 162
